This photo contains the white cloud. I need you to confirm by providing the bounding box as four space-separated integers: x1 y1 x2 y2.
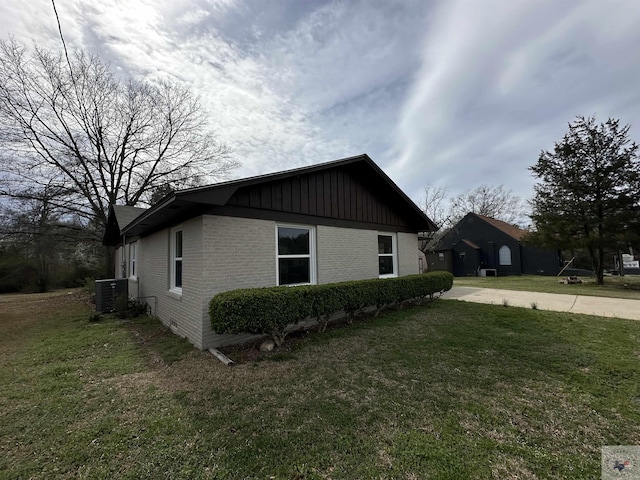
1 0 639 206
391 0 640 203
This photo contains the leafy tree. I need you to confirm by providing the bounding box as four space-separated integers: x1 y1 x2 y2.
529 116 640 284
0 39 237 273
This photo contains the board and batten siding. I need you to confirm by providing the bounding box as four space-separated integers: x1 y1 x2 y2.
224 165 414 230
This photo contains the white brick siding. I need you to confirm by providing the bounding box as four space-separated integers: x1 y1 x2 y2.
397 232 419 276
126 213 420 350
200 215 276 348
134 216 205 348
316 226 378 284
114 246 125 279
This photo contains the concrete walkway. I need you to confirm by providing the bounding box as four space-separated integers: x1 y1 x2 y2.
442 286 640 321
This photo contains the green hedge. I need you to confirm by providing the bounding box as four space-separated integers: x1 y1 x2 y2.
209 271 453 346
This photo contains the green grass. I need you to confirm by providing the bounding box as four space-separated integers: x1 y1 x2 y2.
2 291 640 478
454 274 640 300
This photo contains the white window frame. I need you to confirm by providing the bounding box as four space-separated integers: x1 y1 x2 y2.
378 233 398 278
170 227 183 295
276 224 316 286
129 241 137 280
499 245 512 266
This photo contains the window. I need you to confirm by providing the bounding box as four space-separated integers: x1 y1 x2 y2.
129 242 137 279
499 245 512 266
277 225 315 285
170 229 183 293
378 233 397 277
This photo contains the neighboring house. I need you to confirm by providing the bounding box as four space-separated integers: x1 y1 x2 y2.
426 213 561 277
103 154 437 350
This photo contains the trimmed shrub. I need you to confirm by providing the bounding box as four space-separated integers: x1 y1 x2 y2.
209 271 453 346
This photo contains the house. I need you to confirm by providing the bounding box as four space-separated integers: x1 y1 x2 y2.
103 154 437 349
426 213 561 277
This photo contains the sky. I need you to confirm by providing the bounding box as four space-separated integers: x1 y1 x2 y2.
1 0 640 209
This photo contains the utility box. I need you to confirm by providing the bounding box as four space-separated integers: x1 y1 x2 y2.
95 278 128 313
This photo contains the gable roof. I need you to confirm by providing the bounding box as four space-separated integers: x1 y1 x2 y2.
103 154 437 245
435 213 528 251
102 205 148 245
475 214 528 241
113 205 148 227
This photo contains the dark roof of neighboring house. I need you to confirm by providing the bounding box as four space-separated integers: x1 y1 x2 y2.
476 214 528 240
461 239 480 249
103 154 437 245
434 213 528 251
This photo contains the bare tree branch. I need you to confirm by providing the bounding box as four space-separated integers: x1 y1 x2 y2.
0 38 237 232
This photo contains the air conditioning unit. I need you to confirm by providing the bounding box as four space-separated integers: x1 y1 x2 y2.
95 278 129 313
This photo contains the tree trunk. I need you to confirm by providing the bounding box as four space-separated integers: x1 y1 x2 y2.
586 246 603 285
595 247 605 285
105 245 115 278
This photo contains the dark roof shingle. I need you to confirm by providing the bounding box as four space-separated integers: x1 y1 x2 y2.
476 214 527 240
112 205 148 229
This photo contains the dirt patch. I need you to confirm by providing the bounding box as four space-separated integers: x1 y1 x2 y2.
0 288 86 308
0 289 91 357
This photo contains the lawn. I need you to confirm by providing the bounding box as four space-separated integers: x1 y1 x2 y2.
454 274 640 300
2 290 639 479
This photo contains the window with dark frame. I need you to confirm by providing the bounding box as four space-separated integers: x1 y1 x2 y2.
378 234 395 277
277 226 314 286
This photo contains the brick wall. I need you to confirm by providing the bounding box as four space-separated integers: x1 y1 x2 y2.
135 216 205 349
397 232 420 276
200 215 276 348
130 214 420 350
316 225 378 284
114 246 124 279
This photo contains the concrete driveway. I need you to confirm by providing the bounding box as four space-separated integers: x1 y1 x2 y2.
443 286 640 321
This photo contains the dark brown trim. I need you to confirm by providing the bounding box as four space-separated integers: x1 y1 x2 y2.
206 205 418 233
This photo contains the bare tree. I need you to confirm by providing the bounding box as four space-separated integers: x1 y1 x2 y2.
0 38 237 235
420 185 450 229
418 185 451 253
449 185 528 226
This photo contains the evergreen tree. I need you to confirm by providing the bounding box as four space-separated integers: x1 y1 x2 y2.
529 116 640 284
